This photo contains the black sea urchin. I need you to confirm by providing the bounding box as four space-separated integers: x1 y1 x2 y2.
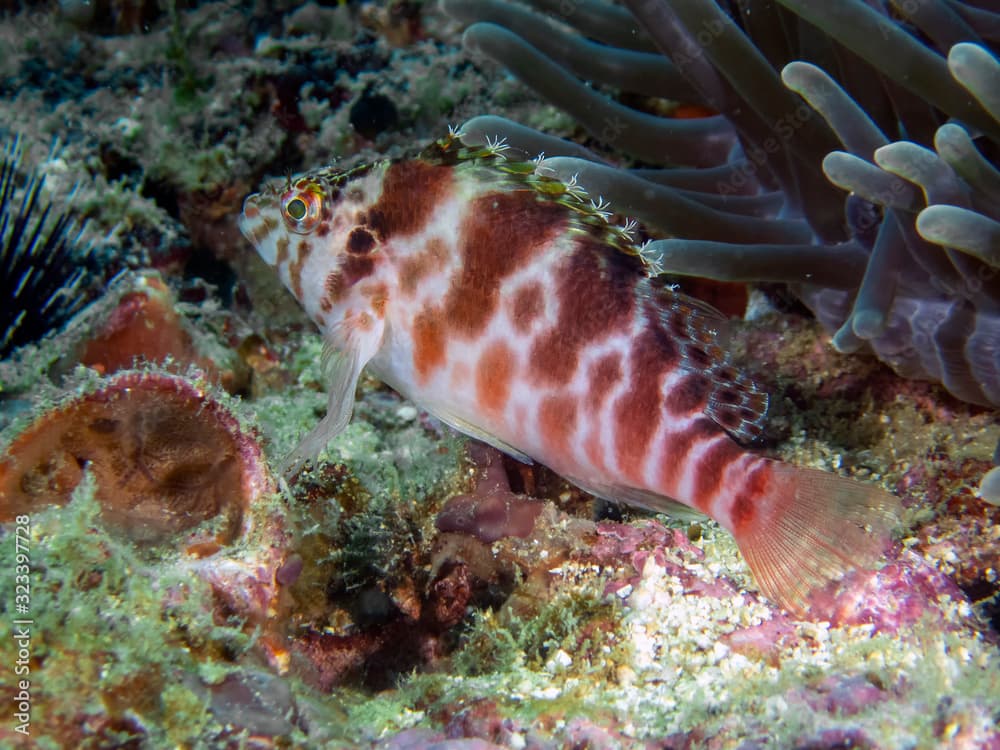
0 136 93 359
442 0 1000 408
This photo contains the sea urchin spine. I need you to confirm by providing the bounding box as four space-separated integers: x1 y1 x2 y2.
0 136 93 359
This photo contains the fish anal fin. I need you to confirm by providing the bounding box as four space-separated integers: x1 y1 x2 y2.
566 477 708 523
428 405 534 464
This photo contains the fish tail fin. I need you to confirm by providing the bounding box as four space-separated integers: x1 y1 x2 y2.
732 461 900 615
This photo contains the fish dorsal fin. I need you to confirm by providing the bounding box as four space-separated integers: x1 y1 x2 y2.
422 130 648 263
649 282 769 444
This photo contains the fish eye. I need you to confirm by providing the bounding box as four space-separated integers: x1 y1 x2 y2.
281 187 323 234
286 197 307 221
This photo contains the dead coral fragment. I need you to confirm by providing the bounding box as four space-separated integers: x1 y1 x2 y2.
0 369 268 543
75 271 247 392
55 270 248 394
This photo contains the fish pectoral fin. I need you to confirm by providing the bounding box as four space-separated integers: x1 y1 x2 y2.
567 477 708 522
426 406 534 464
281 340 372 477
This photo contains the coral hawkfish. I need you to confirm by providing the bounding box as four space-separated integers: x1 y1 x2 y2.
239 132 898 613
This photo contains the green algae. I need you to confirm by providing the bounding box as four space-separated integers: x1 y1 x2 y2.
254 331 463 505
283 502 1000 747
0 474 249 748
453 576 620 677
324 565 1000 748
334 490 418 592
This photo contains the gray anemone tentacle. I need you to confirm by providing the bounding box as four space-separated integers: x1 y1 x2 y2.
442 0 1000 408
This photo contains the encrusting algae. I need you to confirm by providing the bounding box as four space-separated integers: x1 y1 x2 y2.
239 130 900 614
0 367 295 624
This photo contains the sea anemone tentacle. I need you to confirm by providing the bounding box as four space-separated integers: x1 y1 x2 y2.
443 0 1000 407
